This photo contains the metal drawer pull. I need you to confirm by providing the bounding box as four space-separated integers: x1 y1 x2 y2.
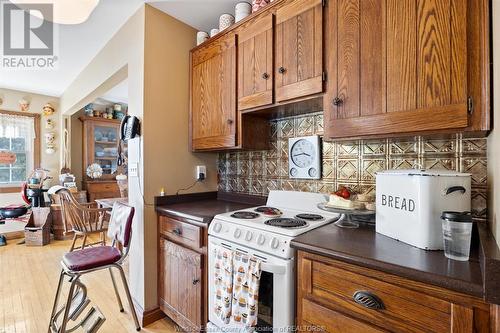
353 291 384 310
192 278 200 285
172 228 182 236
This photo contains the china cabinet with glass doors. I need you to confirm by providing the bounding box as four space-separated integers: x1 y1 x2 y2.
80 116 126 201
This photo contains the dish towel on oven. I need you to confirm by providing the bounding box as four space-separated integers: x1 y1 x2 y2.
230 251 262 329
213 244 234 324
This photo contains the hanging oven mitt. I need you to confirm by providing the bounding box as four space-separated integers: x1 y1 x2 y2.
213 244 234 324
231 252 262 330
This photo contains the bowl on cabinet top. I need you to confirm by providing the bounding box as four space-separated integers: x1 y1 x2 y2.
219 13 235 31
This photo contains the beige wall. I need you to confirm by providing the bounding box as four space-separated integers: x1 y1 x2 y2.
488 0 500 247
142 4 218 309
60 4 218 312
61 6 147 309
0 88 61 205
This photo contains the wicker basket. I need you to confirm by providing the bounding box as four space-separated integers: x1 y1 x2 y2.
25 208 52 246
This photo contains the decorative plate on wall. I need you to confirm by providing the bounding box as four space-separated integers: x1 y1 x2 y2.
288 135 321 179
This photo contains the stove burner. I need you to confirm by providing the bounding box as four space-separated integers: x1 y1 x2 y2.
230 211 260 219
295 213 324 221
265 218 307 228
255 206 283 216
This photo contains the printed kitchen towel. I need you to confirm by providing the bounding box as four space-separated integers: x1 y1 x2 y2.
213 244 234 324
231 251 262 329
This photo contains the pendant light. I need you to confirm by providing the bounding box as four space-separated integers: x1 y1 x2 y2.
9 0 100 25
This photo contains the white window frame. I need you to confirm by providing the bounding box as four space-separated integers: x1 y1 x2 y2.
0 111 40 192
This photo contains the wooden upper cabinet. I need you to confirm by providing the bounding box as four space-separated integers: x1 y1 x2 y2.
191 34 237 151
275 0 324 102
238 14 274 110
324 0 488 139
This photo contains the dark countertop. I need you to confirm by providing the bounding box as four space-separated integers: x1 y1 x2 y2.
291 223 486 298
155 191 266 224
155 191 500 302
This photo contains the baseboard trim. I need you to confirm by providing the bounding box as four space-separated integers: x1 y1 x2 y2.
133 299 166 327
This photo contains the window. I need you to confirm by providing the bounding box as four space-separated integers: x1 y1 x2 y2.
0 111 40 190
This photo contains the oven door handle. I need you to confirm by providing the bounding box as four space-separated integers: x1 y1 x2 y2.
261 262 286 274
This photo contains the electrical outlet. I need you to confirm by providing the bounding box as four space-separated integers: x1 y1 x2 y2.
129 163 138 177
196 165 206 181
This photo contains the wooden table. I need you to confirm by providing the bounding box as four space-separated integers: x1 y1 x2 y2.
95 197 128 210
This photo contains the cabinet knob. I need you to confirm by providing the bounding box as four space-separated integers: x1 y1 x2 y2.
262 72 270 80
278 67 286 74
172 228 182 236
332 97 343 106
227 119 234 125
192 278 200 285
352 291 384 310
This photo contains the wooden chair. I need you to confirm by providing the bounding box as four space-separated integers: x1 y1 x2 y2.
48 186 110 252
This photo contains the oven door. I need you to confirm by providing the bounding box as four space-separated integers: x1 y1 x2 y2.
208 235 295 331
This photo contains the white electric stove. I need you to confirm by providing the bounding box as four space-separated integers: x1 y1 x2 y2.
207 190 340 331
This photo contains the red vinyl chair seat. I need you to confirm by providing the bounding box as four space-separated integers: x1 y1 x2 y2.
62 246 121 271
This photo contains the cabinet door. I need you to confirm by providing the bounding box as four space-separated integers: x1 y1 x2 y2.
82 119 122 180
275 0 323 102
238 14 273 110
159 239 202 328
191 35 237 150
91 123 120 178
324 0 469 139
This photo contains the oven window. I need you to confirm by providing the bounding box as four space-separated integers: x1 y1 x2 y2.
257 271 273 331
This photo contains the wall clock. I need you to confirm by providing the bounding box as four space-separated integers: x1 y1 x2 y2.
288 135 321 179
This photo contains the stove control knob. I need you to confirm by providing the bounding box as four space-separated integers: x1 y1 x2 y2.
245 231 253 241
213 222 222 233
234 229 242 238
271 237 280 249
257 234 266 245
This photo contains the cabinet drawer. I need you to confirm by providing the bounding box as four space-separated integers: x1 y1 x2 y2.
86 182 118 193
159 216 202 249
301 257 452 333
301 298 385 333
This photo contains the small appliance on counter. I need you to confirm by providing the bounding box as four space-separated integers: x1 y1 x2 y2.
375 169 471 250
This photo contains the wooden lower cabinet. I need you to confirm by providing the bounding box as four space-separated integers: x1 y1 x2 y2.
159 239 202 330
158 215 207 332
297 251 491 333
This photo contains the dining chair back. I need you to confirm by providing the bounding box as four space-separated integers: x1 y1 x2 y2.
48 186 110 251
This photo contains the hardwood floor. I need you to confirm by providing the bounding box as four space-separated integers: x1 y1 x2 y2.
0 238 177 333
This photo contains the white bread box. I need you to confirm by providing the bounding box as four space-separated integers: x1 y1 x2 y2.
375 169 471 250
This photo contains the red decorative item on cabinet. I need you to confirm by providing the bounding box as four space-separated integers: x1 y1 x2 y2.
252 0 269 12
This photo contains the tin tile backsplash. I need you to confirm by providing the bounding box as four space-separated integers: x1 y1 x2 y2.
217 112 488 219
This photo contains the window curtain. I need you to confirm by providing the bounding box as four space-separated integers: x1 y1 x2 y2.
0 113 35 172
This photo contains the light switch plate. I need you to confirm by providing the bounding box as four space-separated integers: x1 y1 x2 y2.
129 163 138 177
